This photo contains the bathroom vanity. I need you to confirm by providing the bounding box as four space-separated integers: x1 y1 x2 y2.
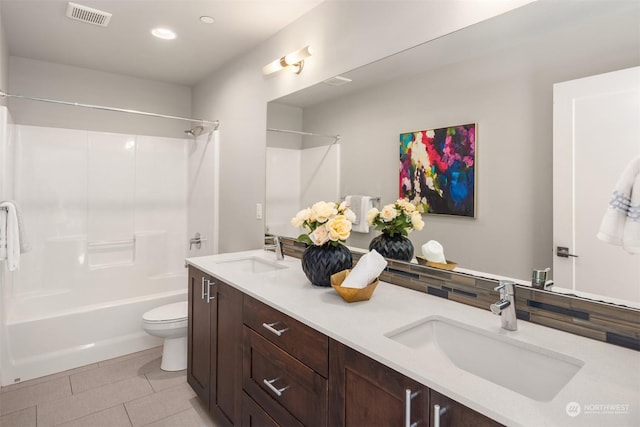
186 250 639 427
187 266 243 424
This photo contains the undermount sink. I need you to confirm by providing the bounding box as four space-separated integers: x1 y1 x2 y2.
385 316 583 402
216 256 288 274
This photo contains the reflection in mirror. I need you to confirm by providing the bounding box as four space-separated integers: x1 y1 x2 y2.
266 0 640 308
265 102 341 238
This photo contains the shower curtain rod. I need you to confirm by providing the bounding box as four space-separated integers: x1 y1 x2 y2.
267 127 340 141
0 90 220 129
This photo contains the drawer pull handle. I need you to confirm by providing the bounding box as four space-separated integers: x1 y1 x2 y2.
262 322 289 336
405 389 419 427
263 378 289 397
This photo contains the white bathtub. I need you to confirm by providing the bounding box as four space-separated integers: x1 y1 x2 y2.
1 273 186 386
0 125 192 386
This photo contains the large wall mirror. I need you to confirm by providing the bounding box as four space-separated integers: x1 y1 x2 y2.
266 1 640 308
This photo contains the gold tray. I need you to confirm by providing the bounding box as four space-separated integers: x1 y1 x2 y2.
330 269 379 303
416 256 458 270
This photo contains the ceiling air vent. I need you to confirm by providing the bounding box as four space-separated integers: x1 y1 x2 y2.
66 2 112 27
323 76 353 86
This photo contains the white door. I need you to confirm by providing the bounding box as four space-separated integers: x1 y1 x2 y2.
553 67 640 304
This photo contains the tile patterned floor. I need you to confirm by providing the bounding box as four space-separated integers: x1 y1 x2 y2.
0 347 221 427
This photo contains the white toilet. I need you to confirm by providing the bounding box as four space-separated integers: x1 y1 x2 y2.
142 301 188 371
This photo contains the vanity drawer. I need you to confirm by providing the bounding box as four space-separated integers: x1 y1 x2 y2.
243 327 327 427
243 295 328 377
241 391 298 427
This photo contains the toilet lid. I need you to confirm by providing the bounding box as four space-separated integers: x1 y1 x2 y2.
143 301 188 323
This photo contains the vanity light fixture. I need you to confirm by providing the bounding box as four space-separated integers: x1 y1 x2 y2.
151 27 176 40
262 45 313 75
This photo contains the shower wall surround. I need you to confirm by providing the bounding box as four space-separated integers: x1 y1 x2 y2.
1 123 189 384
12 125 187 298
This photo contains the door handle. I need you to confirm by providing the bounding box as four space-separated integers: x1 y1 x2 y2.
556 246 578 258
405 389 419 427
202 277 215 302
433 404 447 427
207 279 216 303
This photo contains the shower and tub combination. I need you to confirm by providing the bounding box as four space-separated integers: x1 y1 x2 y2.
0 99 220 385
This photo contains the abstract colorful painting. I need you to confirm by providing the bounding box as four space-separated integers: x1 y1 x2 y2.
399 124 476 217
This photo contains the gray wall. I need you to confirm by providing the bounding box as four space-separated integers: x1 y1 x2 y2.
267 103 303 150
0 11 8 106
8 57 191 138
300 7 640 280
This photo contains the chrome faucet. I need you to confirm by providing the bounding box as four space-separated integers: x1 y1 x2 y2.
264 235 284 260
490 280 517 331
532 267 554 290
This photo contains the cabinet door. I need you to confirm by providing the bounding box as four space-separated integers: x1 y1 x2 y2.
187 266 211 405
211 280 243 425
430 390 503 427
329 339 429 427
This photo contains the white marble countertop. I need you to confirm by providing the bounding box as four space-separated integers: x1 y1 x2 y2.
186 250 640 427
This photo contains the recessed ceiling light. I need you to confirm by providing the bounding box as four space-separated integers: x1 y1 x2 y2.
200 16 215 24
151 27 176 40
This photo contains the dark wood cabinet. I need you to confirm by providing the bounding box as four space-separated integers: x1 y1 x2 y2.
187 266 242 426
210 277 243 425
329 339 429 427
241 391 285 427
430 390 503 427
187 266 211 404
243 295 328 377
242 295 328 427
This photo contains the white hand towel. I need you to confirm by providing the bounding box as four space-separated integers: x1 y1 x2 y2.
346 195 373 233
422 240 447 263
9 200 31 253
597 156 640 254
623 171 640 253
0 208 7 261
0 201 21 271
341 249 387 289
345 196 358 224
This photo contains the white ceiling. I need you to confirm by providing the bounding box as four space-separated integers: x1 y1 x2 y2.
0 0 324 87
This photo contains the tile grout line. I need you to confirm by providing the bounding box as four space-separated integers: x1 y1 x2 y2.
1 348 205 427
68 374 74 396
123 402 134 427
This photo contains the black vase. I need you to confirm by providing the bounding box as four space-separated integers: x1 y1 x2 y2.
301 243 353 287
369 233 414 261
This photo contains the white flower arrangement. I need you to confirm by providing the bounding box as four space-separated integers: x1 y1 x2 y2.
291 201 356 246
367 199 424 237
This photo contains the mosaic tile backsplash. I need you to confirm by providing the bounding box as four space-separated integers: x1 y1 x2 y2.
280 237 640 351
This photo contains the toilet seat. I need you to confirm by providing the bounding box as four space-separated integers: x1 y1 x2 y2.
143 301 187 324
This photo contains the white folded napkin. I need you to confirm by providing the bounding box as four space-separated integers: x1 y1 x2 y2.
341 249 387 289
422 240 447 264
